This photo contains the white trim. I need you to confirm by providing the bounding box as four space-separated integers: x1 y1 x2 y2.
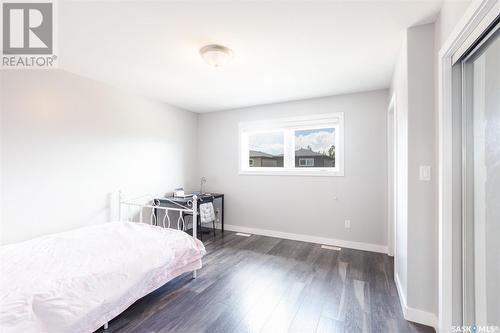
387 94 396 257
438 41 455 333
438 1 499 331
450 1 500 64
321 245 341 251
222 224 388 254
394 273 407 316
395 273 438 329
238 169 341 177
439 0 499 60
472 54 487 326
238 112 344 131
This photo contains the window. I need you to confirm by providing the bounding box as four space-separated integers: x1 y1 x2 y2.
239 113 344 176
299 158 314 167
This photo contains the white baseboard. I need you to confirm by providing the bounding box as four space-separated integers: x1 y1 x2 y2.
220 223 388 254
395 273 437 329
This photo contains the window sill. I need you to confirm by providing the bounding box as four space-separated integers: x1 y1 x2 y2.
238 170 344 177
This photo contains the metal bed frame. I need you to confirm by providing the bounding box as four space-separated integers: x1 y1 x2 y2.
101 192 200 330
119 193 198 234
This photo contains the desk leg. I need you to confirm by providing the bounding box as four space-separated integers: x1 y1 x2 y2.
197 213 202 241
221 196 224 233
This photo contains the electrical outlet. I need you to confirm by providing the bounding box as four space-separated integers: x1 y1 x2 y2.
345 220 351 229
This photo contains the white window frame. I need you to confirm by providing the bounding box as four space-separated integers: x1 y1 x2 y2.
238 113 344 176
298 158 314 167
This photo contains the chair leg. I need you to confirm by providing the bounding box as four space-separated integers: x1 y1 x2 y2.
212 220 216 239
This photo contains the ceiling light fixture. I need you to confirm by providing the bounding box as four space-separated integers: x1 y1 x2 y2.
200 44 233 68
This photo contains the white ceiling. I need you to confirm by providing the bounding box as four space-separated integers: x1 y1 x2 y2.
59 0 445 113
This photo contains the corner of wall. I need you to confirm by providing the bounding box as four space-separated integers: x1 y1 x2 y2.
395 271 438 329
391 21 440 326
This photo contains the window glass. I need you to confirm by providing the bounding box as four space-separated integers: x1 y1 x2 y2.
248 131 284 168
294 128 335 168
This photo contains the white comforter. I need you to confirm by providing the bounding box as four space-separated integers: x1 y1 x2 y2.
0 222 206 333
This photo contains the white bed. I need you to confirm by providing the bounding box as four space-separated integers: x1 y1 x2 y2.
0 221 206 333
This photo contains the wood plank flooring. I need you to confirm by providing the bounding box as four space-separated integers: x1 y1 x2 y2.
97 232 434 333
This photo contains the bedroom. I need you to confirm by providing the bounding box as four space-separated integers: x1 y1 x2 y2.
1 0 499 332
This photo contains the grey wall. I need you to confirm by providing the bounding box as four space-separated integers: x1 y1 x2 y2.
390 32 409 302
406 23 438 315
389 0 472 321
197 90 388 248
390 22 438 320
0 70 198 245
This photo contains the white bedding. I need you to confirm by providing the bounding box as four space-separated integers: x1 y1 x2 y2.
0 222 206 333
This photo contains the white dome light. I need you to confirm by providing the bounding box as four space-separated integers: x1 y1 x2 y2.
200 44 233 68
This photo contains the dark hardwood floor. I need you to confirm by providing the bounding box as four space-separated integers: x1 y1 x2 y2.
97 231 434 333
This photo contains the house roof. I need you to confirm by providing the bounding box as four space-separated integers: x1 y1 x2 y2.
249 150 277 158
295 148 330 157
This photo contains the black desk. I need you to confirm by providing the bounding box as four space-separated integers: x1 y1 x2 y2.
155 193 224 232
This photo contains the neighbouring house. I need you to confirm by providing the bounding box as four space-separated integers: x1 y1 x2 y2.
249 150 284 167
249 148 334 168
294 148 335 168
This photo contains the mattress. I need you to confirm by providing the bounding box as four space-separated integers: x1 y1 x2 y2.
0 222 206 333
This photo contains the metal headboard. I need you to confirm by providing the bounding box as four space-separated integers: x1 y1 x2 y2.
117 191 199 241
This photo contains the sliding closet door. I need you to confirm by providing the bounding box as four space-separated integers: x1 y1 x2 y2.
462 25 499 327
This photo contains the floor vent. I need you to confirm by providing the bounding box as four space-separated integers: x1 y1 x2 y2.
235 232 251 237
321 245 341 251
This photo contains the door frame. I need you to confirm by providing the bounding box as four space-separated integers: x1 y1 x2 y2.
387 94 396 257
438 0 499 331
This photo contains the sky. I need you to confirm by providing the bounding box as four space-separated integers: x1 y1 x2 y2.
249 128 335 156
249 131 284 155
295 128 334 154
